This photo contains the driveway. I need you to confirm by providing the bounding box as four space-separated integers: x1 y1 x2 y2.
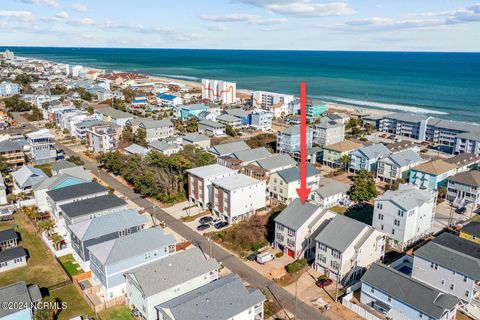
432 200 472 233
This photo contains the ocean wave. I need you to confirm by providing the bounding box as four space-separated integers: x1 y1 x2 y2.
157 74 200 81
321 96 449 115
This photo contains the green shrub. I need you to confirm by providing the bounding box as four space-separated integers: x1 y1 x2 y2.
251 241 269 252
286 258 308 273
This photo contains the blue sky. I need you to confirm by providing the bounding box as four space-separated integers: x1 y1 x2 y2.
1 0 480 51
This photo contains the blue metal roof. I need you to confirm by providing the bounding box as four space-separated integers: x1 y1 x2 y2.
157 93 178 101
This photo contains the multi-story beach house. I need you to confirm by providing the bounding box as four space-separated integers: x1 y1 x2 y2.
0 140 25 169
181 133 211 150
447 170 480 208
156 93 182 108
138 119 174 142
0 81 21 96
11 165 48 194
314 214 386 285
309 178 349 208
211 173 266 224
26 129 57 164
269 164 320 203
376 149 425 183
306 102 328 119
274 200 335 259
125 247 219 320
373 184 436 248
412 233 480 318
198 120 226 136
348 143 391 173
94 106 135 126
251 90 294 110
88 228 176 300
201 79 236 104
409 159 458 190
178 104 208 122
277 125 313 158
187 164 238 209
208 140 250 157
313 118 345 147
250 109 273 131
322 140 363 168
86 123 120 153
361 263 459 320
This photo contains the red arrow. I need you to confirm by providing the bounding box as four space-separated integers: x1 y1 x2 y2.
296 81 311 204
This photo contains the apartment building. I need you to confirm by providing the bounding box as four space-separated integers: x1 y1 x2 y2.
274 200 335 259
361 263 459 320
251 90 294 110
211 174 266 223
187 164 238 209
412 233 480 317
314 214 386 285
373 184 436 248
201 79 236 104
377 149 425 183
447 170 480 208
454 131 480 156
378 113 430 141
313 118 345 147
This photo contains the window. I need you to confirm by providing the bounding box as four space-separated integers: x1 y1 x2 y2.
392 228 395 235
394 219 400 226
331 260 339 270
378 214 383 220
441 279 445 285
277 224 284 231
287 228 295 237
287 238 295 247
387 295 391 302
465 290 470 298
319 244 327 252
464 276 468 282
331 249 341 259
377 203 383 210
397 210 404 217
370 287 374 294
450 284 455 290
318 254 326 263
381 225 384 231
277 233 284 242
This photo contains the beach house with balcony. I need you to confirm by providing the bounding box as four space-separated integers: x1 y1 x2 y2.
447 170 480 209
269 164 320 203
322 140 363 168
409 159 458 190
412 233 480 318
348 143 391 173
26 129 57 164
377 149 425 183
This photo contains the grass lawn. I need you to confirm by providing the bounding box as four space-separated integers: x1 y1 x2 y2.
58 254 84 277
50 284 94 320
0 210 69 288
330 204 373 225
98 305 134 320
34 163 53 177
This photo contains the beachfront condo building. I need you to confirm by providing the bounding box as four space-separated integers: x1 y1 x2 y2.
201 79 236 104
251 90 294 110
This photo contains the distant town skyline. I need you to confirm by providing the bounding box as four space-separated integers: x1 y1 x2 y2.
1 0 480 51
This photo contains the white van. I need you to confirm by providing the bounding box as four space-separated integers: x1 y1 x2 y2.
256 252 275 264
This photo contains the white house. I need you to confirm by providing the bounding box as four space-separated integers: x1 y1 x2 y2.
373 184 436 248
211 174 266 224
309 178 349 208
274 200 335 259
269 164 320 203
412 232 480 318
0 247 27 273
187 164 238 209
313 118 345 147
250 109 273 131
198 120 226 137
156 93 182 108
124 247 219 320
314 214 386 285
361 263 459 320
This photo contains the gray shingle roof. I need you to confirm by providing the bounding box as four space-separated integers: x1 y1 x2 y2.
232 147 271 163
51 160 76 173
0 140 22 153
274 199 322 231
0 246 26 263
187 164 237 179
212 173 261 191
69 209 147 240
361 263 459 319
59 194 127 219
33 171 90 191
0 282 42 317
96 107 134 119
156 274 264 320
225 108 251 118
148 140 181 152
88 227 176 266
11 166 48 189
460 221 480 238
0 229 17 242
315 214 369 252
356 143 391 160
208 141 250 156
46 181 107 202
140 119 173 129
448 170 480 187
384 113 430 123
314 178 349 199
376 185 433 211
199 120 225 129
125 143 149 156
217 114 240 124
276 163 319 183
253 154 296 171
183 133 210 143
125 247 218 297
386 149 423 167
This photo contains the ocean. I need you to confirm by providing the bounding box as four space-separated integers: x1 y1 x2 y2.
2 47 480 123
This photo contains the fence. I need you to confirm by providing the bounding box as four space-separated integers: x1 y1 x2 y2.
342 293 384 320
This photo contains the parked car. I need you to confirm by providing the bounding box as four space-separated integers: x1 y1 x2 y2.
199 216 213 224
214 221 229 229
197 224 210 231
455 207 467 214
246 253 257 261
315 278 333 288
256 252 275 264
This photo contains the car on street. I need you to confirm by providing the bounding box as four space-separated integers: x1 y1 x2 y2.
214 221 229 229
197 224 211 231
199 216 213 224
315 278 333 288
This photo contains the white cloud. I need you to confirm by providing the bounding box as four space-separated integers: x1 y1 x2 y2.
0 10 34 21
78 17 95 26
200 13 288 25
71 3 88 12
238 0 355 17
207 24 227 31
339 3 480 32
16 0 58 7
55 11 69 19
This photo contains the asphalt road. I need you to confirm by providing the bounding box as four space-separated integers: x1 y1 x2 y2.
11 117 330 320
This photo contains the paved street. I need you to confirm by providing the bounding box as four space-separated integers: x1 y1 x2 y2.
10 117 330 320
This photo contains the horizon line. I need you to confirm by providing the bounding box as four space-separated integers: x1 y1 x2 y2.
1 45 480 54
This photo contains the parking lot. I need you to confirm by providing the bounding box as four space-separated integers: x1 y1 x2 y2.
432 200 476 233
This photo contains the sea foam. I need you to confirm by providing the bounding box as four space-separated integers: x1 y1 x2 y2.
322 96 449 115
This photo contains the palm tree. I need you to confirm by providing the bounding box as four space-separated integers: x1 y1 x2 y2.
38 220 54 236
438 186 447 200
340 155 350 172
51 233 63 251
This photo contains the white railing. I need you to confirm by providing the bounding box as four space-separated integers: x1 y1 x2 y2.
342 298 384 320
